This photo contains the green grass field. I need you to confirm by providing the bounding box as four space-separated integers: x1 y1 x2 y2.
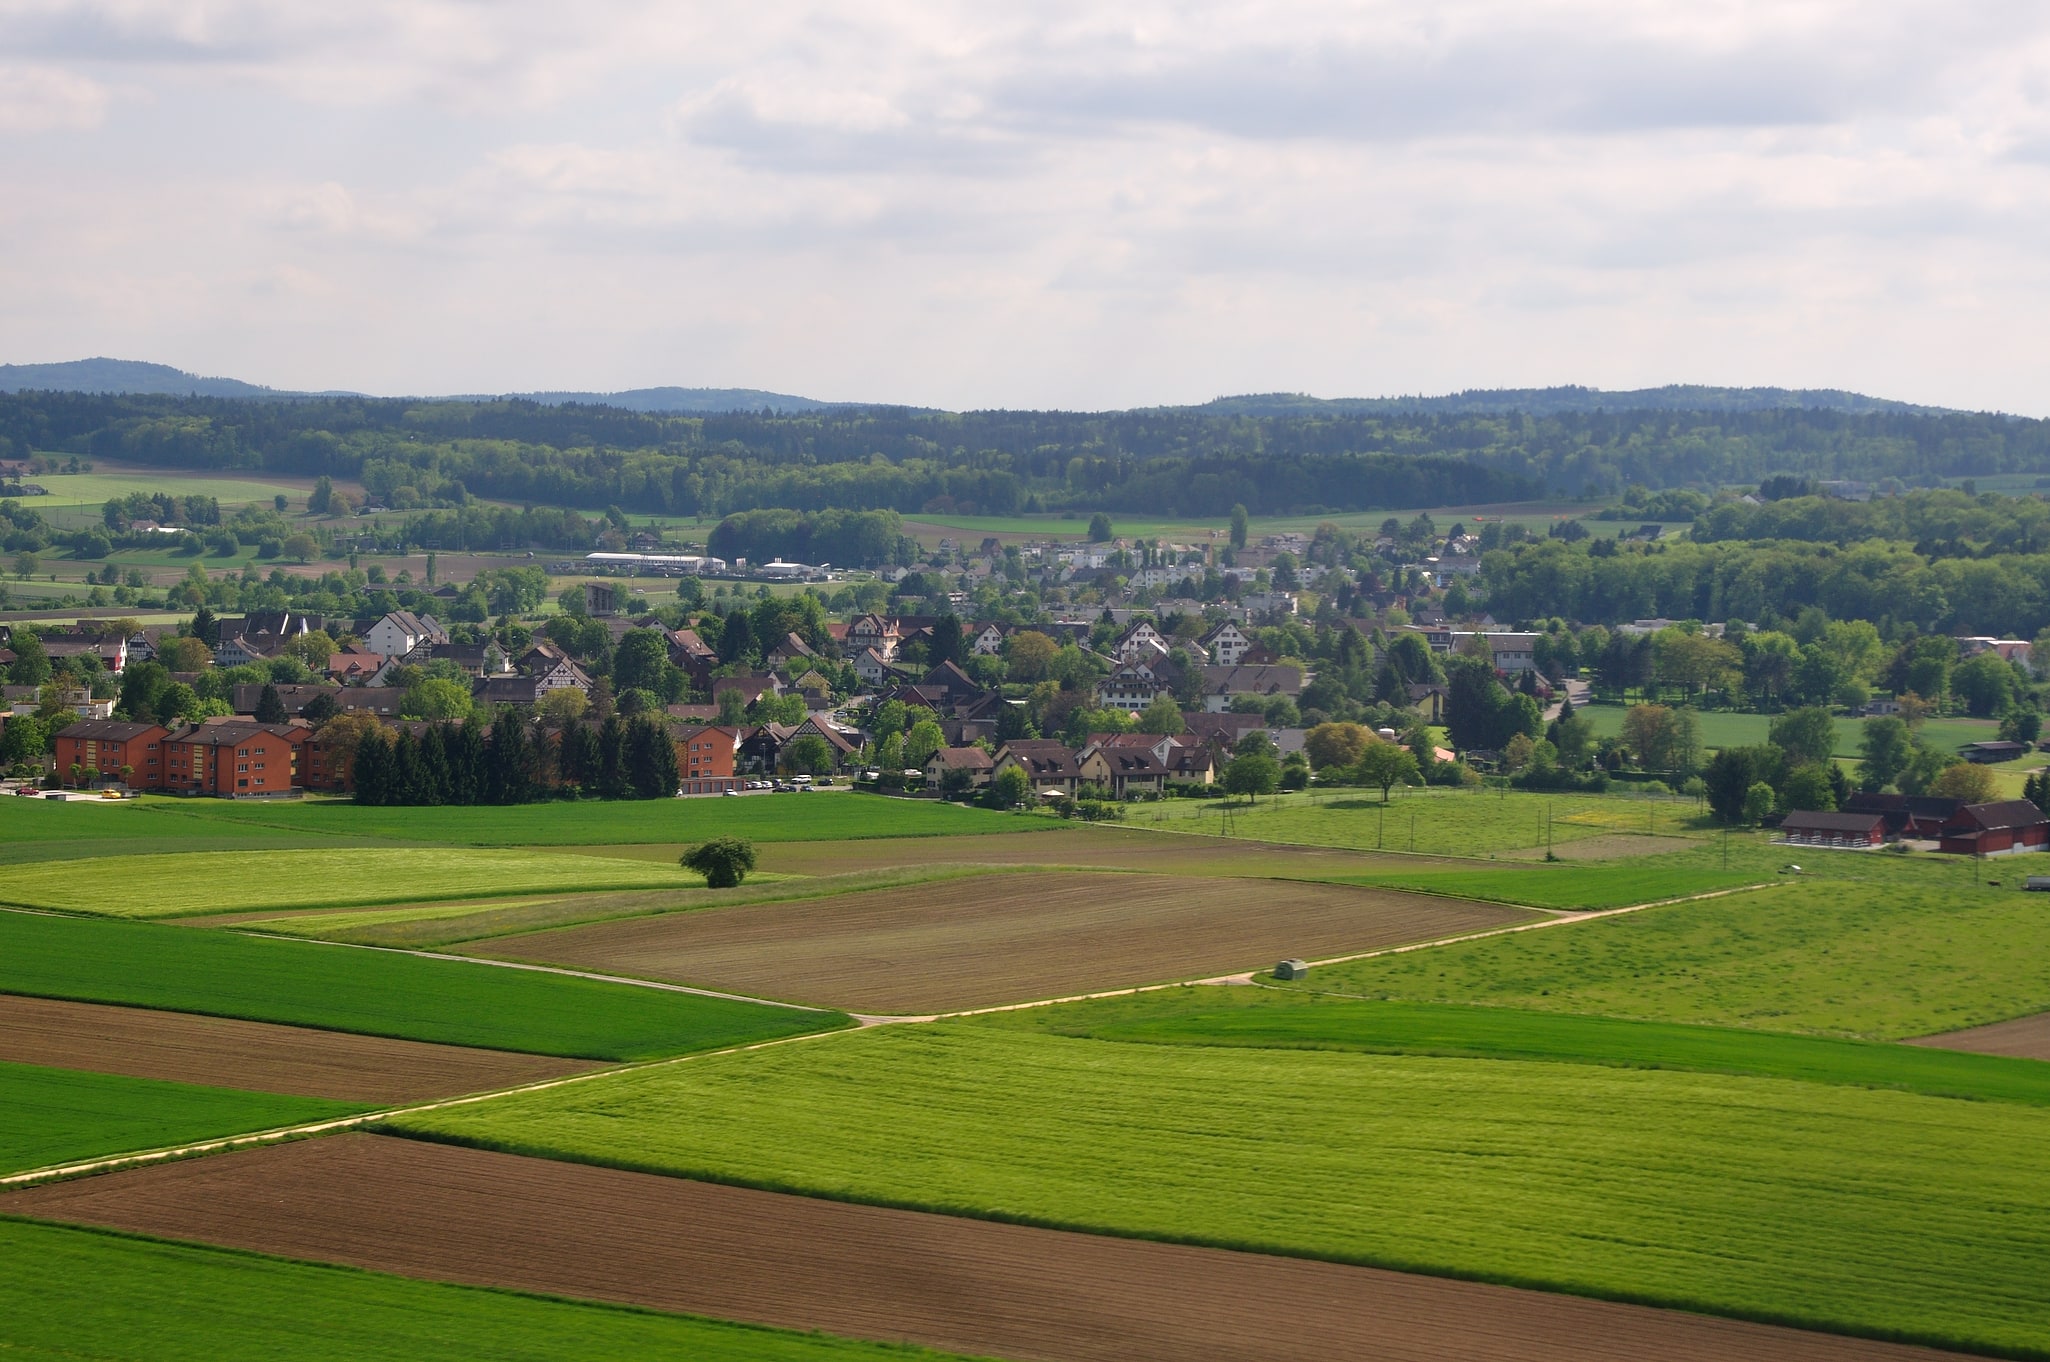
1287 871 2050 1039
991 991 2050 1106
118 794 1035 847
0 847 705 918
0 1061 364 1174
0 910 843 1059
15 467 312 510
1579 703 2004 759
1323 849 1760 909
0 1220 979 1362
390 1024 2050 1357
1140 786 1709 857
0 799 360 865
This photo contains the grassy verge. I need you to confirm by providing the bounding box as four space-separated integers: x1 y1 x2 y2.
0 1061 365 1174
0 848 709 919
0 1219 981 1361
1282 871 2050 1039
983 990 2050 1106
0 910 844 1060
388 1024 2050 1358
1322 853 1761 910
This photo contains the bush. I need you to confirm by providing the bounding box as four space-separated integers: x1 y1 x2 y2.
680 838 757 888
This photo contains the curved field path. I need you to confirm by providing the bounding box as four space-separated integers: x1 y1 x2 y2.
5 1133 1975 1362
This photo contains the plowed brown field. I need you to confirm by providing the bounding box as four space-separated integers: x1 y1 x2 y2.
472 871 1534 1013
1907 1010 2050 1060
4 1133 1969 1362
0 995 598 1102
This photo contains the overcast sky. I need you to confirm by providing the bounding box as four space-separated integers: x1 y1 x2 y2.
4 1 2049 412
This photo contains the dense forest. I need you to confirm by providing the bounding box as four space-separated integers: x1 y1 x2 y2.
8 392 2048 522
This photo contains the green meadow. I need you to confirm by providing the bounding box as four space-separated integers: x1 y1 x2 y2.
0 1220 980 1362
1287 874 2050 1039
992 991 2050 1106
1139 786 1708 857
390 1023 2050 1357
0 910 843 1059
0 847 701 918
1578 703 2004 760
125 793 1036 847
0 1061 363 1174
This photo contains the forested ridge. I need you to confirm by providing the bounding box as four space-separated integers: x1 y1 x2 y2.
6 392 2049 521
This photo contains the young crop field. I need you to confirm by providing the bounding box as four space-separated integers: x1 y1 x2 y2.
990 990 2050 1107
0 1059 363 1174
0 847 698 917
0 909 844 1059
0 799 357 865
469 871 1537 1013
1322 848 1762 910
1286 869 2050 1039
5 1132 1926 1362
389 1023 2050 1357
0 995 597 1104
1139 787 1711 857
0 1218 981 1362
133 793 1037 847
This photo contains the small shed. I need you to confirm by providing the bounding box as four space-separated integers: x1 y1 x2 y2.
1274 958 1309 981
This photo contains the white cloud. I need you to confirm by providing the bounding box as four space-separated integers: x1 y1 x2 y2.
3 0 2050 411
0 62 109 132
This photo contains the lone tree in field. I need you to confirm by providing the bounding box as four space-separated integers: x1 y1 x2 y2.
682 837 758 888
1354 740 1420 804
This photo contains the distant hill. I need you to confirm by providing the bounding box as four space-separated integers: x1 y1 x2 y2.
501 386 836 414
0 358 297 398
1185 386 1957 418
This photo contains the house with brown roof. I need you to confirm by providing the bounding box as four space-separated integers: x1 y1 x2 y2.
924 745 995 789
1197 664 1303 712
992 739 1083 796
1778 809 1887 849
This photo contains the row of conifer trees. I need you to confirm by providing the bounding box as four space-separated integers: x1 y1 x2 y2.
351 709 679 804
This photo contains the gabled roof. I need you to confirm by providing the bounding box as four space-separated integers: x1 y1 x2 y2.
56 719 163 741
927 746 994 771
1780 810 1886 834
1952 800 2050 832
996 739 1081 777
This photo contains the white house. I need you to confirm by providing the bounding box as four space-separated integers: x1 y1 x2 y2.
364 610 447 659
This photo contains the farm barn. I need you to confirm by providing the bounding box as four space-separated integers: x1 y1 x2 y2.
1937 801 2050 856
1777 810 1887 849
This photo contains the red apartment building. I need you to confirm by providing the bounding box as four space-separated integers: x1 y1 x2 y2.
52 720 169 787
160 721 306 796
675 724 742 795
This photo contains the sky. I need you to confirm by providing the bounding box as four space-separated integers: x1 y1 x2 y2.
3 0 2049 413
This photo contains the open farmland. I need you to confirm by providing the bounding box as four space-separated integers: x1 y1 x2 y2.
0 797 358 865
1141 786 1710 857
3 1133 1974 1362
747 825 1461 879
0 1219 980 1362
0 1060 362 1175
471 871 1537 1013
1910 1010 2050 1061
992 991 2050 1107
0 909 844 1059
0 847 698 917
0 995 598 1103
1284 874 2050 1039
389 1023 2050 1357
133 794 1037 846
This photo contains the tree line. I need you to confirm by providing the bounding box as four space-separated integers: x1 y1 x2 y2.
347 711 679 805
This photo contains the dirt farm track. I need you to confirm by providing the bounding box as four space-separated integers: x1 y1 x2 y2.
0 995 597 1103
475 871 1536 1013
4 1134 1977 1362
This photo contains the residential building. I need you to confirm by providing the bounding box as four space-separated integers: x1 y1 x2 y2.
924 746 995 789
363 610 447 659
160 720 306 795
1197 664 1303 712
992 739 1083 796
674 724 743 795
53 720 168 787
1199 621 1254 667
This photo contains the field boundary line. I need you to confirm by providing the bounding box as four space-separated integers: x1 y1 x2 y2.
0 1021 868 1192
